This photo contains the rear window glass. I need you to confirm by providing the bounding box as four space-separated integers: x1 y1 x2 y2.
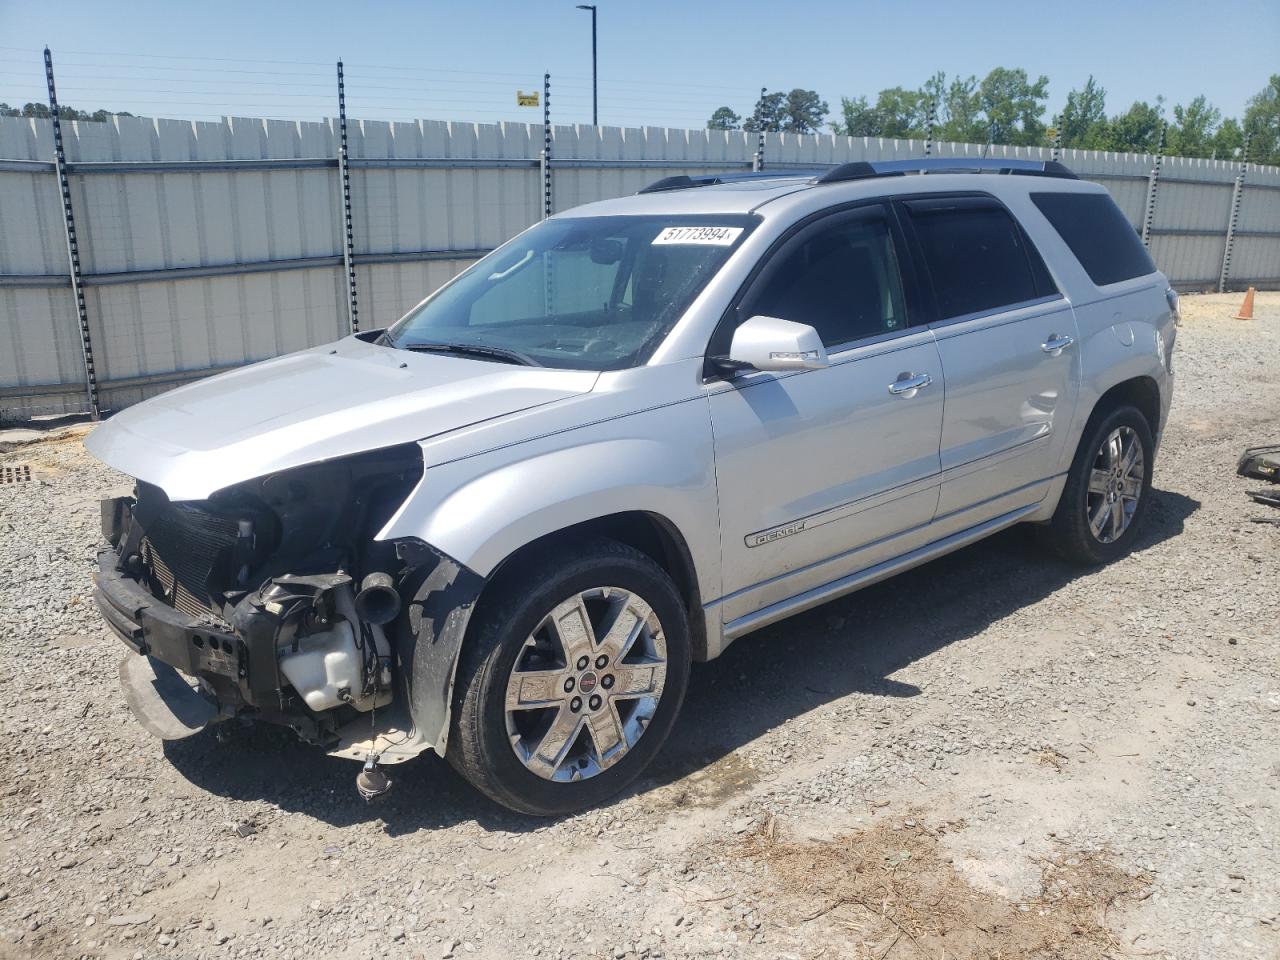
1031 192 1156 286
905 199 1056 321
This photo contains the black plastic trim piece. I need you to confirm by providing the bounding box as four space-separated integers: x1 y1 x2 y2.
396 543 488 749
817 158 1078 185
813 161 881 184
636 170 815 194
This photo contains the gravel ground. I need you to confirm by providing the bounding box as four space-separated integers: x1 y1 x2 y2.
0 292 1277 960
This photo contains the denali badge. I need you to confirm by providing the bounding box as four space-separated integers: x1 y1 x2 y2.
746 519 807 548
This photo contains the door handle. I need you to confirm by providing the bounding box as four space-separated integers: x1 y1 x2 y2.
1041 334 1075 355
888 372 932 397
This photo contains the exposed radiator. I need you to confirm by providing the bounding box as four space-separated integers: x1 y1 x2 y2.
138 498 239 623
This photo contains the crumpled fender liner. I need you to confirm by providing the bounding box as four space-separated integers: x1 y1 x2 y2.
393 539 487 754
119 654 219 740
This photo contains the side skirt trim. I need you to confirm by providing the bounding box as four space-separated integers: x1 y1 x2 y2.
721 502 1040 642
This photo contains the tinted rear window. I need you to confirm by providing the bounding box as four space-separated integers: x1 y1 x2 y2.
905 198 1057 321
1031 192 1156 286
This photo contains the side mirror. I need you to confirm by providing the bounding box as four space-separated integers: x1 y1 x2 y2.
727 315 830 372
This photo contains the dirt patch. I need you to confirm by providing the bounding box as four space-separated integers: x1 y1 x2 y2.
731 815 1151 959
648 750 763 809
0 423 92 455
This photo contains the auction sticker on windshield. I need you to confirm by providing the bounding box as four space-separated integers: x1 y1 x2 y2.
652 226 744 246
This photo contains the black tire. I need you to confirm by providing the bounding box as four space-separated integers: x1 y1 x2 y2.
1043 404 1154 565
447 537 691 816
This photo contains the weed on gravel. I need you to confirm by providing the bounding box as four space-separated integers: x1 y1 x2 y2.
731 814 1152 959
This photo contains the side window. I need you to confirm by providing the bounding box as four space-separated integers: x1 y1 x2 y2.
905 199 1054 321
746 210 909 349
1031 191 1156 286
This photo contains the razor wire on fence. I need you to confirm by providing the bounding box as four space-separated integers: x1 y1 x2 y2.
2 46 1279 422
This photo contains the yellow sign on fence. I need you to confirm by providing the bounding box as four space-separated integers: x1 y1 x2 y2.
516 91 540 107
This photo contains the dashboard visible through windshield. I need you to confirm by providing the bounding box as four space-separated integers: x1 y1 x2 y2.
385 214 758 370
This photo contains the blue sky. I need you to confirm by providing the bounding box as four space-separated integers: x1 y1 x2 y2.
2 0 1277 130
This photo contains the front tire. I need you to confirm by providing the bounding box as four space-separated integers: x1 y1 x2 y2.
448 538 691 816
1044 404 1154 565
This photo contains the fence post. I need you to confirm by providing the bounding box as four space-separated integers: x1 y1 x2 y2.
45 47 99 420
1141 122 1166 250
981 118 996 159
336 60 359 333
541 72 552 219
752 87 766 172
1218 134 1249 293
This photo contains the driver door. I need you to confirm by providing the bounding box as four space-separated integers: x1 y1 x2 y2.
707 204 945 626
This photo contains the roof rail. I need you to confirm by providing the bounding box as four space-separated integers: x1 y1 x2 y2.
637 158 1078 195
636 170 814 194
816 157 1078 184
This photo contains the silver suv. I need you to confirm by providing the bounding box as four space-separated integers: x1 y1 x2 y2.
88 158 1177 815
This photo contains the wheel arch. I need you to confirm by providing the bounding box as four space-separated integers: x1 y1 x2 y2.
1034 371 1164 524
478 510 708 662
1085 374 1162 441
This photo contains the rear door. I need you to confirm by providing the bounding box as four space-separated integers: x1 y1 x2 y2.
898 195 1079 521
707 203 944 624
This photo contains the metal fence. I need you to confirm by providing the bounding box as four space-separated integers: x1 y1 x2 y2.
3 107 1279 420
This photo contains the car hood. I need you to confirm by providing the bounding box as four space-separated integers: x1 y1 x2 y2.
84 336 599 501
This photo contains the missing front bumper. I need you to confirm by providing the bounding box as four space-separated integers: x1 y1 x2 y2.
94 547 443 763
93 549 249 695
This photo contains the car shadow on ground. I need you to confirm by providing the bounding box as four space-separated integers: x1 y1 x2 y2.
163 488 1199 836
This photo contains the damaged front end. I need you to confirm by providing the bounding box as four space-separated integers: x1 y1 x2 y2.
93 444 474 773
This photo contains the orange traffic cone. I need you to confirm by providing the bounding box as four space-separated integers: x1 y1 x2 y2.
1235 286 1256 320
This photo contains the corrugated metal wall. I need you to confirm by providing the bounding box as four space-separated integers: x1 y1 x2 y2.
2 114 1278 420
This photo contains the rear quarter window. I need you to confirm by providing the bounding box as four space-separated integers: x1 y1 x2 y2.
903 197 1057 321
1031 192 1156 287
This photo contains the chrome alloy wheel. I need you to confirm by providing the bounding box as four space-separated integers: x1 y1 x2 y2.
1087 425 1145 544
503 587 668 782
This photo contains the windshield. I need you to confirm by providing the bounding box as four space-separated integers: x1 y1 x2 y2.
385 214 757 370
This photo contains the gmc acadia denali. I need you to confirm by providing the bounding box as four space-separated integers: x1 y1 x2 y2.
87 158 1177 815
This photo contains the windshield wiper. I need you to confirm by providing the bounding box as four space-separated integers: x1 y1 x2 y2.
398 341 540 367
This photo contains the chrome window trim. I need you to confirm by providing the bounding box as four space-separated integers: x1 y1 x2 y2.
927 294 1070 339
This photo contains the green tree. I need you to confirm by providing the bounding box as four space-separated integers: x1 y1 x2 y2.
1167 96 1221 158
783 88 829 134
742 90 786 132
1100 99 1165 153
978 67 1049 145
739 89 828 133
1058 76 1109 148
0 102 133 122
1211 117 1245 160
938 74 985 143
1242 74 1280 165
707 106 741 131
833 95 880 137
871 85 929 138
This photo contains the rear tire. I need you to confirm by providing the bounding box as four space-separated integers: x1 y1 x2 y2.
1043 404 1154 565
447 537 691 816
